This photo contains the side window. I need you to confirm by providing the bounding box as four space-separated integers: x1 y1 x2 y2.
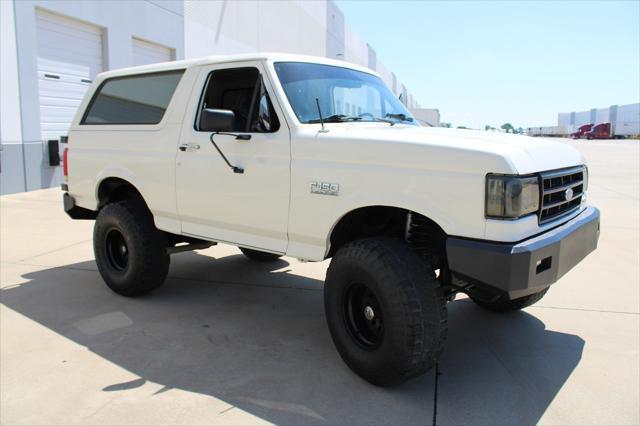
82 70 184 125
197 67 279 133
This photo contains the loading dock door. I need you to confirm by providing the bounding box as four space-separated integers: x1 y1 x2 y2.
132 38 173 66
35 9 104 141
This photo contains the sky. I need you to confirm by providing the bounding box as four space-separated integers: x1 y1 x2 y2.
336 0 640 129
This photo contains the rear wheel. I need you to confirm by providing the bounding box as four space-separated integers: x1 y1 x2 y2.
239 247 282 262
324 237 447 386
94 200 169 296
470 287 549 312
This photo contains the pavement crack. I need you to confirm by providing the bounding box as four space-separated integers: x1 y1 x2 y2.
18 238 91 262
1 260 323 293
81 395 117 421
2 260 96 272
219 405 235 414
166 273 323 292
432 362 440 426
530 305 639 315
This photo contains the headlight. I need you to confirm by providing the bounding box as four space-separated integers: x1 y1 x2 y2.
486 175 540 219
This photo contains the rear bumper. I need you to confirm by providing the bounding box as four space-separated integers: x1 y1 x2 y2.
446 207 600 300
63 193 97 220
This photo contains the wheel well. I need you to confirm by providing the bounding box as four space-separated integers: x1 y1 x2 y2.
97 178 145 208
327 206 448 266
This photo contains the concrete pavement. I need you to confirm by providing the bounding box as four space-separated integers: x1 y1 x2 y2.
1 139 638 425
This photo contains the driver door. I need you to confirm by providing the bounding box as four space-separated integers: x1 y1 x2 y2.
175 62 290 253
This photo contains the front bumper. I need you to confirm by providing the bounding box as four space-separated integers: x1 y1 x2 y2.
446 207 600 300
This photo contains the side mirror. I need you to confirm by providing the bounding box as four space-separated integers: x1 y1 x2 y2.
200 108 235 132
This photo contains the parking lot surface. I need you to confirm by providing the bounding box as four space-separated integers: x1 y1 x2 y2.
1 139 638 425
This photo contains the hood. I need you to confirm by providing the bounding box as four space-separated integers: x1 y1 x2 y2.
317 123 585 175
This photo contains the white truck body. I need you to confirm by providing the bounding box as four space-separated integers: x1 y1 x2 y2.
63 53 600 385
67 53 587 261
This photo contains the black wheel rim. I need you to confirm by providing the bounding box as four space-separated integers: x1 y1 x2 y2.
105 228 129 272
343 283 384 349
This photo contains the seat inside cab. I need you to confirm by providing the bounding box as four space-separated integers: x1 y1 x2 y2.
201 68 259 132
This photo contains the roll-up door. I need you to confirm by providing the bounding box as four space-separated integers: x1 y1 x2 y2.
36 9 103 141
132 37 173 66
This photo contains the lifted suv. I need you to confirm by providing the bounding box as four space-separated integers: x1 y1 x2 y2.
62 53 600 386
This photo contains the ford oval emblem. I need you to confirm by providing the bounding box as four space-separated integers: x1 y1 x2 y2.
564 187 574 201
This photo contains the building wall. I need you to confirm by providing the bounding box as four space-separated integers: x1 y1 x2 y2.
0 0 26 194
182 0 420 106
557 103 640 136
1 0 184 195
375 60 394 96
343 24 368 68
183 0 327 58
410 108 440 127
615 103 640 135
326 0 345 61
573 110 592 129
1 0 421 195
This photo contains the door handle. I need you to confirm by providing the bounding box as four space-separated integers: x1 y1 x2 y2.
179 143 200 152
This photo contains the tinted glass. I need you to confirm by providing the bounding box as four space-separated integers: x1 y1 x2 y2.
274 62 416 125
198 69 279 133
256 94 273 131
252 79 280 132
82 70 184 124
199 68 259 132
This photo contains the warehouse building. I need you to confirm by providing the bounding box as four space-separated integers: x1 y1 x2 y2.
0 0 421 195
528 102 639 137
411 108 441 127
558 103 640 136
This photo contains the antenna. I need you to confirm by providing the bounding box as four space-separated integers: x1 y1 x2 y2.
315 98 329 133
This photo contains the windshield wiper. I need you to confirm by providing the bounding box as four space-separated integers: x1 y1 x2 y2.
362 116 397 125
356 115 409 126
307 114 363 124
385 113 414 122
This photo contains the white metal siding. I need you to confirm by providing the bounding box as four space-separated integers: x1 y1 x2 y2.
595 108 609 124
574 111 591 127
36 9 103 141
616 103 640 136
132 37 173 66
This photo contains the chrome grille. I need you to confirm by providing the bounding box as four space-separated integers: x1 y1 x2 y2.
540 166 584 224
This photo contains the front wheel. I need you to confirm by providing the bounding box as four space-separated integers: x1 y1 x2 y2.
470 287 549 312
324 238 447 386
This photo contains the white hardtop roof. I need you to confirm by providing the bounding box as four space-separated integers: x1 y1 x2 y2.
97 53 379 79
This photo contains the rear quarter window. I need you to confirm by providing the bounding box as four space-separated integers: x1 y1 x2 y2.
81 70 184 125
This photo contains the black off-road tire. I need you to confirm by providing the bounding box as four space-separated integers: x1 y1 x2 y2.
94 200 170 296
324 237 447 386
470 287 549 312
239 247 283 262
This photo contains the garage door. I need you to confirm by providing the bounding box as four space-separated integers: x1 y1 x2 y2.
36 9 104 141
132 38 173 66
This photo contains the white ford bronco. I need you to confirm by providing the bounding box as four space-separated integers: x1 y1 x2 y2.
62 53 600 386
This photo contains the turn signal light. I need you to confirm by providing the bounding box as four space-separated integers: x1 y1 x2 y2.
63 148 69 180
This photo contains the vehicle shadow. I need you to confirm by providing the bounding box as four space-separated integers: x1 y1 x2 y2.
1 252 584 425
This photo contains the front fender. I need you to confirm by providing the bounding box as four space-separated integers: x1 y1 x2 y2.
286 165 487 261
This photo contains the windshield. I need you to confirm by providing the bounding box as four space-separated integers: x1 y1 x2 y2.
274 62 418 125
